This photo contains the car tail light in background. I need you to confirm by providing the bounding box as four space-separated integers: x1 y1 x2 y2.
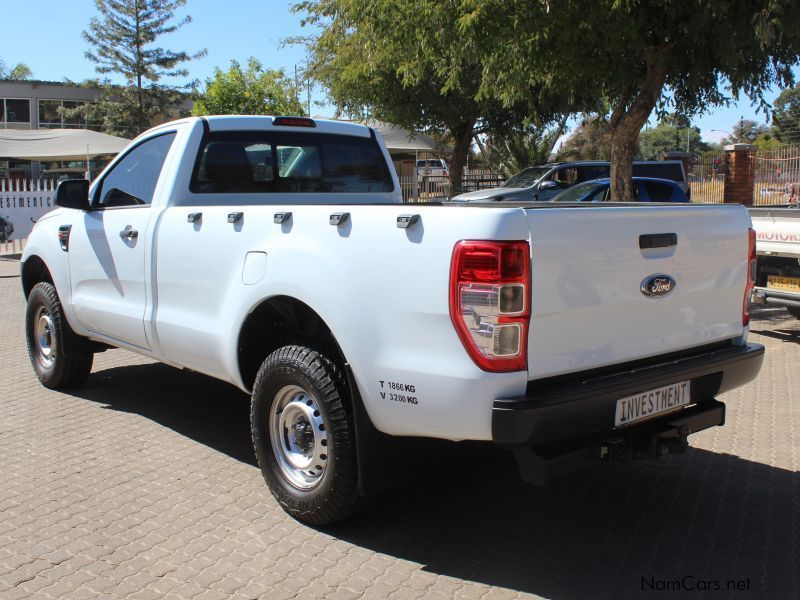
450 240 531 372
743 227 757 326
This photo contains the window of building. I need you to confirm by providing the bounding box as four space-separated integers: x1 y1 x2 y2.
37 99 96 129
38 99 61 128
1 99 32 128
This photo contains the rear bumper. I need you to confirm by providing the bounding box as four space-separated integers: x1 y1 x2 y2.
493 342 765 447
753 286 800 308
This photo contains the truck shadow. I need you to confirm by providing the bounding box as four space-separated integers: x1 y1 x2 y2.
69 359 798 600
750 327 800 344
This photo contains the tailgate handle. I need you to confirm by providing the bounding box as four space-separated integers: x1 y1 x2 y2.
640 233 677 249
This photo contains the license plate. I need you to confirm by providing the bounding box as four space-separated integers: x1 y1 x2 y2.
767 275 800 292
614 380 690 427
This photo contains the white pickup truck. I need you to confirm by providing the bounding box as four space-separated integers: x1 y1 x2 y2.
750 207 800 318
21 116 764 524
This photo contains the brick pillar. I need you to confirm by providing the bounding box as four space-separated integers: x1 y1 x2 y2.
723 144 754 205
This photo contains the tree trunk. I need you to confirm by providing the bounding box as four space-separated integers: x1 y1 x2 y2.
448 119 476 198
608 60 668 201
609 134 636 201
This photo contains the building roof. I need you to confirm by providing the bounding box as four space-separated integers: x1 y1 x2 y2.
314 117 439 153
0 128 130 161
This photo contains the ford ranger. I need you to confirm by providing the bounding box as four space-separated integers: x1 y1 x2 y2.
21 116 764 524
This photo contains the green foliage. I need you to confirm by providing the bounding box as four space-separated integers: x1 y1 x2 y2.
486 123 564 177
772 84 800 145
293 0 544 194
721 119 769 145
556 116 618 162
83 0 206 137
752 132 783 151
0 59 32 80
457 0 800 199
193 59 305 117
638 116 708 161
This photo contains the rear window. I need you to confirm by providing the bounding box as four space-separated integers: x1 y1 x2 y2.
191 131 394 194
417 160 444 168
633 163 684 182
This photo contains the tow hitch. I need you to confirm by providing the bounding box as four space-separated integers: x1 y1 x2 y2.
511 400 725 486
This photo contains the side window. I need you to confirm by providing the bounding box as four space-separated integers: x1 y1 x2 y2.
552 167 578 187
644 181 674 202
580 166 609 181
586 186 608 202
97 133 176 207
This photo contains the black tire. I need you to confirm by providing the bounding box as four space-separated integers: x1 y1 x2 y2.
786 306 800 320
25 282 93 389
251 345 360 525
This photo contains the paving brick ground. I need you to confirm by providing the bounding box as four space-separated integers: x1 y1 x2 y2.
0 255 797 599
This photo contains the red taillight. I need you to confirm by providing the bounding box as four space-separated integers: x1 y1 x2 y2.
743 227 757 326
273 116 316 128
449 240 530 372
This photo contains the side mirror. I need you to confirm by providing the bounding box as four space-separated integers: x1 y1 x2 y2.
55 179 91 211
539 180 559 191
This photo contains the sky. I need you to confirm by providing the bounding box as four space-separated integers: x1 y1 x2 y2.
1 0 796 146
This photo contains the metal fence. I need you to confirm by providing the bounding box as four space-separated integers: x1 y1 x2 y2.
688 154 725 203
399 169 505 202
750 146 800 206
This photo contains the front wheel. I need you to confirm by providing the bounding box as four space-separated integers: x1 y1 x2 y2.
251 345 360 525
25 282 93 389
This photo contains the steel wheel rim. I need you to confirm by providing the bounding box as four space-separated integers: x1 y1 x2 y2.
269 384 329 490
34 307 56 369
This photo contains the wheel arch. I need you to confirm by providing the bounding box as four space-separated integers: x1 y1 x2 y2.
237 295 349 393
21 255 54 299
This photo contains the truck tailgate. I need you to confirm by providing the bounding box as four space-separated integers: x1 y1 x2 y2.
524 204 750 380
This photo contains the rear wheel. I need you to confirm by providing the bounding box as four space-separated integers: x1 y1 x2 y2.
25 282 93 389
251 345 360 525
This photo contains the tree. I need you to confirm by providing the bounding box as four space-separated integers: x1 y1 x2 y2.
772 84 800 145
83 0 206 137
293 0 549 195
460 1 800 200
485 122 564 177
555 116 617 162
0 59 32 80
193 58 305 117
721 119 769 145
638 115 708 161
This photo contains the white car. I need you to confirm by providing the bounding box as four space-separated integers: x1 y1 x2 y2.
21 116 763 524
416 158 448 178
750 206 800 319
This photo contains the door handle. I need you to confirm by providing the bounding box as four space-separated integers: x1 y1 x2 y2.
119 226 138 240
639 233 677 249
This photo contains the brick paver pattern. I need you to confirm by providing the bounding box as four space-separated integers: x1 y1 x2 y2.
0 256 797 599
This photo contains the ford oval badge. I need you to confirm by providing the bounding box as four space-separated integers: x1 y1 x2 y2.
641 274 676 297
